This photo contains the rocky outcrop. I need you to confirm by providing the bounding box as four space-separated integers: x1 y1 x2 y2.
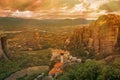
5 66 49 80
90 14 120 54
0 35 9 60
68 14 120 54
68 26 90 50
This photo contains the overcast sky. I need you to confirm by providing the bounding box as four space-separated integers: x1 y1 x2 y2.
0 0 120 19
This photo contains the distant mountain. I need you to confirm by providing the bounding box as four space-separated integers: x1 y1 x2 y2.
0 17 92 31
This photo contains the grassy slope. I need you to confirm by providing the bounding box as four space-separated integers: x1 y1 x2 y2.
0 49 51 80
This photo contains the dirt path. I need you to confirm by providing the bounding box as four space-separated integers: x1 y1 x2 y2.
5 66 49 80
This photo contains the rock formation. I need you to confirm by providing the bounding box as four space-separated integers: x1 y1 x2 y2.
68 14 120 54
0 34 9 60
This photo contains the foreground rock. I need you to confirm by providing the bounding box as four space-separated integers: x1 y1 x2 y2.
5 66 49 80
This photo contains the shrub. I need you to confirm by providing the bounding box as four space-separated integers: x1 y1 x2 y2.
58 60 100 80
98 65 120 80
57 59 120 80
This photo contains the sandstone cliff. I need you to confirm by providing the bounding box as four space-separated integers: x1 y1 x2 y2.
68 14 120 54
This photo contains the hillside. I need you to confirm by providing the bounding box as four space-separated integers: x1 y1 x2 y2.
0 17 91 31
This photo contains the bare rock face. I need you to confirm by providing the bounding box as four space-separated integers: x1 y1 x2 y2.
68 14 120 54
90 14 120 54
69 26 90 49
0 35 9 60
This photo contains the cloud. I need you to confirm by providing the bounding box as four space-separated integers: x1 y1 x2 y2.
0 0 42 11
0 0 84 11
0 0 119 19
71 3 87 13
11 10 33 18
0 0 109 12
99 0 120 12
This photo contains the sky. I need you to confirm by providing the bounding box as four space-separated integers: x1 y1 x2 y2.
0 0 120 19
